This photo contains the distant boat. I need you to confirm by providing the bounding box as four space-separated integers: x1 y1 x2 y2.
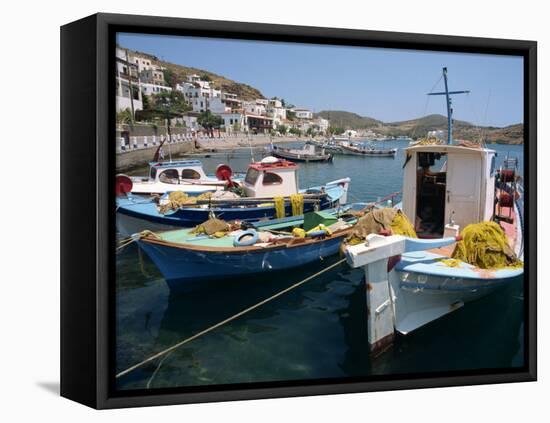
268 143 333 162
340 142 397 157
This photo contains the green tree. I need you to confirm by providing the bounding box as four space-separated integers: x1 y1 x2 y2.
277 124 287 135
289 127 302 137
200 73 212 81
197 110 223 138
116 108 133 124
162 67 178 88
328 126 345 135
286 110 296 121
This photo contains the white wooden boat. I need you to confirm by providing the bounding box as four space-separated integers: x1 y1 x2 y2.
123 160 233 196
344 67 524 353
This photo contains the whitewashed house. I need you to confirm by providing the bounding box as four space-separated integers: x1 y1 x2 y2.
176 74 222 113
243 100 267 116
140 83 172 96
267 99 287 126
139 68 166 85
219 112 248 133
291 108 314 120
115 47 143 113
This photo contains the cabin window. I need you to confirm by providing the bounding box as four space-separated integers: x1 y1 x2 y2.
158 169 179 184
262 172 283 185
180 169 201 179
149 166 157 180
245 168 260 185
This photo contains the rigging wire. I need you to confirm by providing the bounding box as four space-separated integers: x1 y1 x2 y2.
410 73 443 140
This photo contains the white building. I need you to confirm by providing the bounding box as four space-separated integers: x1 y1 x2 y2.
243 100 267 116
139 68 165 85
128 53 157 72
140 83 172 96
115 48 143 113
267 98 287 125
219 112 248 133
343 129 358 138
292 107 313 120
313 117 329 133
176 74 222 113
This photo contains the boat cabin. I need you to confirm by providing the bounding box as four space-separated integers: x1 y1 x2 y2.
401 144 497 238
243 156 299 198
147 160 210 184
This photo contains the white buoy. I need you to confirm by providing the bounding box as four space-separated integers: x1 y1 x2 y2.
345 234 406 353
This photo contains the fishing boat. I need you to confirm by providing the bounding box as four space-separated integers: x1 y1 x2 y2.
124 160 236 196
116 156 350 235
268 143 333 162
343 67 524 351
136 209 357 290
339 141 397 157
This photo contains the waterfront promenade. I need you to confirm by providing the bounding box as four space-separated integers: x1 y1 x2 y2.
115 133 316 171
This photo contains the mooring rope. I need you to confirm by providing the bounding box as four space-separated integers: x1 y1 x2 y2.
115 257 347 379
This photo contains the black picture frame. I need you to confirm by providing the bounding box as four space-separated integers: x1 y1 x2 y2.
60 12 537 409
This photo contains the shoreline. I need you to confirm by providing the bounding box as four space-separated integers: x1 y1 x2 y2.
193 135 318 151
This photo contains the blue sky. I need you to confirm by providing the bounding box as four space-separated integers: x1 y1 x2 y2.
118 33 524 127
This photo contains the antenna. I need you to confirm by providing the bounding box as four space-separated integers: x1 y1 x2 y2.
427 67 470 145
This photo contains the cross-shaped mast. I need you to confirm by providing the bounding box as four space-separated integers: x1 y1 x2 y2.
428 67 470 145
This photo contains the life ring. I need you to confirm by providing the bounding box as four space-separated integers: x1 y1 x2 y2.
233 229 259 247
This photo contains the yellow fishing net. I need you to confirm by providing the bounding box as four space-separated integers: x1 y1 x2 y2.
390 210 417 238
159 191 214 214
415 137 442 146
451 221 523 269
345 208 417 245
274 196 285 219
192 218 231 236
290 194 304 216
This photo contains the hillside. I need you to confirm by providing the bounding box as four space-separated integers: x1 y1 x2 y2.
317 111 523 144
315 111 382 129
121 46 265 101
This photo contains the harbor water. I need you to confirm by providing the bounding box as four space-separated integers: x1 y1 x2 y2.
116 139 525 390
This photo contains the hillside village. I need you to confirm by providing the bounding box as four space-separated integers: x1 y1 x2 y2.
116 46 330 140
116 46 523 146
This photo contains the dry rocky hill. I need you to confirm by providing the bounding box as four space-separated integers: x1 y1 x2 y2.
122 46 264 101
316 111 523 144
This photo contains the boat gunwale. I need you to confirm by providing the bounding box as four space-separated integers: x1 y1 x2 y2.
139 227 353 254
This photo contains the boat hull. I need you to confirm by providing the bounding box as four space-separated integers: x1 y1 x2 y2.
116 195 335 236
137 234 345 290
270 150 333 162
390 250 523 334
340 146 397 157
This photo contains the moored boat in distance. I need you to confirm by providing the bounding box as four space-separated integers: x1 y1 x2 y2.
339 141 397 157
268 143 333 162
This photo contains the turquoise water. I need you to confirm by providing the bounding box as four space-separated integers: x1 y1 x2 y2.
115 140 525 390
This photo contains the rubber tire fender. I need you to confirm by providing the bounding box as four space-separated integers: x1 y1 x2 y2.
233 229 259 247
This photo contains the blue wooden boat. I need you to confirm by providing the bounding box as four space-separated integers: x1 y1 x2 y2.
116 156 350 235
136 210 357 290
116 181 348 236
